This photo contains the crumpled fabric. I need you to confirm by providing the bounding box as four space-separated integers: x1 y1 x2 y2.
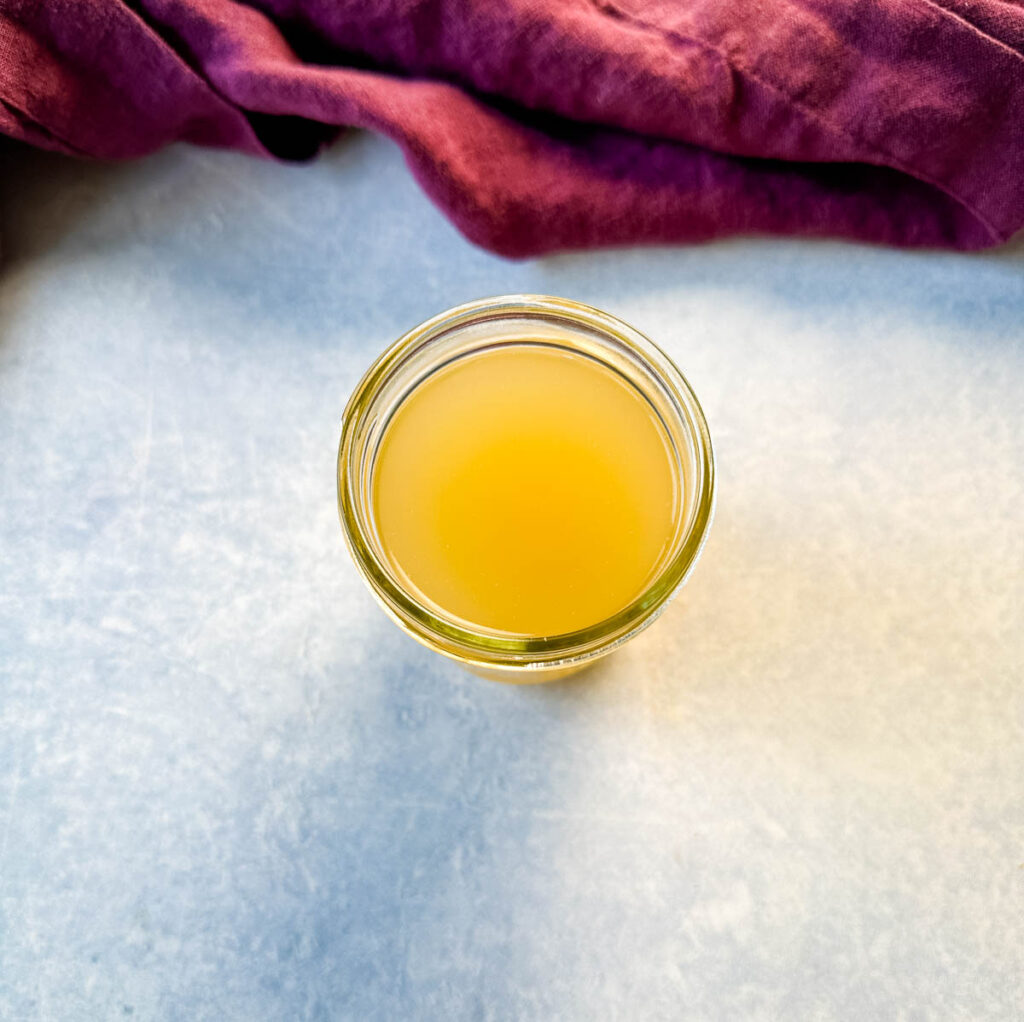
2 0 1022 256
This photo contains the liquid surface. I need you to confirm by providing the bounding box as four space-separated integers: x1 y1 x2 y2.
373 344 678 636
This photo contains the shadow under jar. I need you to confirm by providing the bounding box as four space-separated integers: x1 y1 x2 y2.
338 295 715 682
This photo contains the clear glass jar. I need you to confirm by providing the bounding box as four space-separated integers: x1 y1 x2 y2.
337 295 715 682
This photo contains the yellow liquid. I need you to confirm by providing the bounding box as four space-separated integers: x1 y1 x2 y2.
373 344 678 636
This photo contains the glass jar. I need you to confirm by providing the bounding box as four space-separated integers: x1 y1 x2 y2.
337 295 715 682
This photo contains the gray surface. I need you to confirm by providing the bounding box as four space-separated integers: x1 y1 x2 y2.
1 133 1023 1020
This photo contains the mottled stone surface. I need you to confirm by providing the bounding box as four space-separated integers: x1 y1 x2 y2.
1 135 1022 1020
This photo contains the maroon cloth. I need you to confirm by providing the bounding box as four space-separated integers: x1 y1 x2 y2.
2 0 1023 256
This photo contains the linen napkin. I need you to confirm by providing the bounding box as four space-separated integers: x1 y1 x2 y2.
2 0 1022 255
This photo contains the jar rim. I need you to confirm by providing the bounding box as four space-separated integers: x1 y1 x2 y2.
337 294 716 672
